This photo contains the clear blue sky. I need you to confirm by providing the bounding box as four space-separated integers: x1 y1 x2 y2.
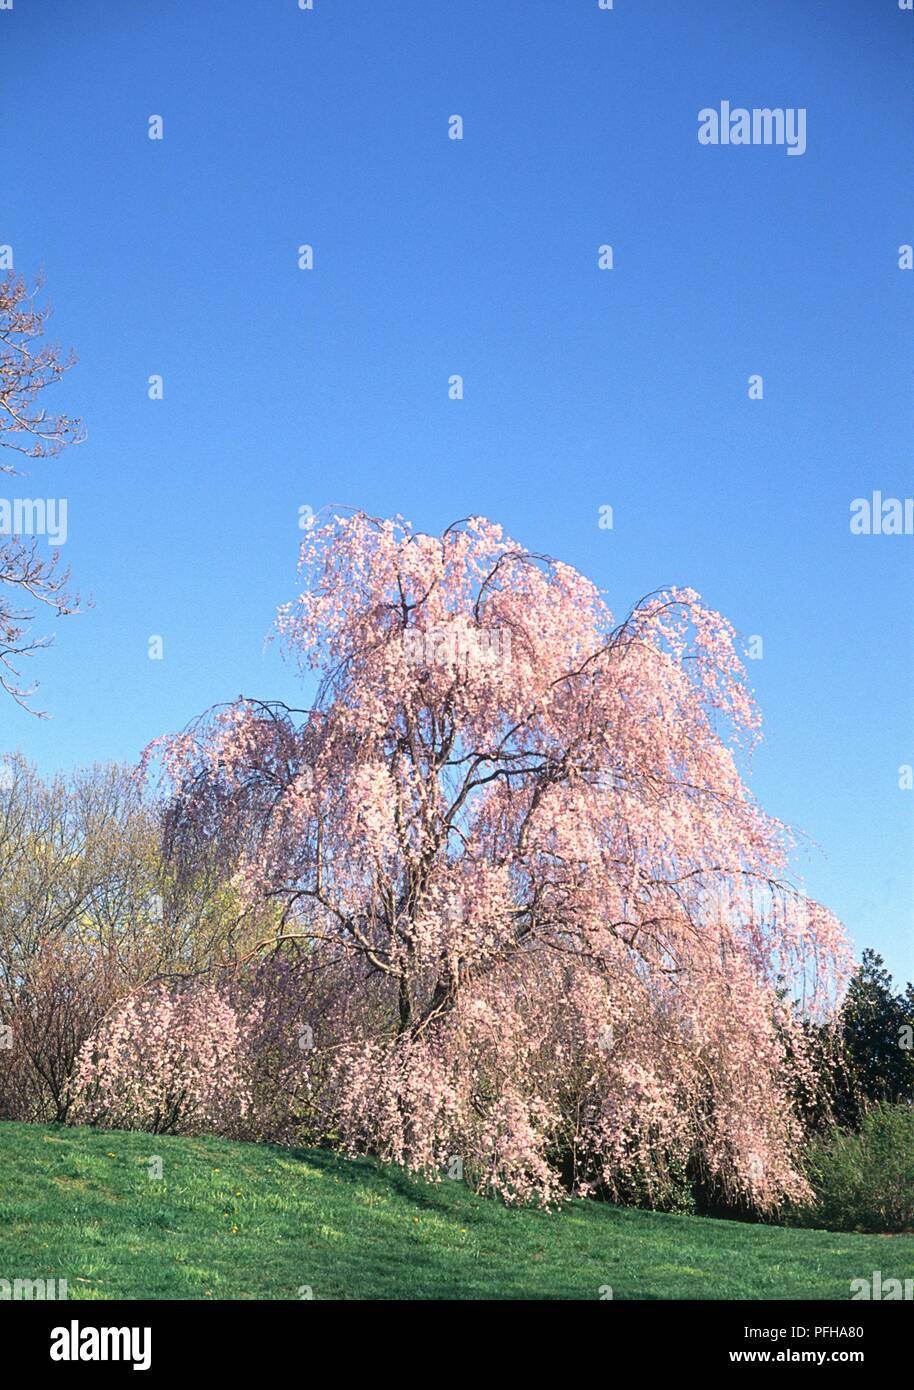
2 0 912 983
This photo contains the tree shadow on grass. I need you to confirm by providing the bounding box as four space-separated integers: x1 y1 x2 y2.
263 1142 480 1221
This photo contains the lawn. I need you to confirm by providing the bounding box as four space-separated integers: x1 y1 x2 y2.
1 1121 911 1300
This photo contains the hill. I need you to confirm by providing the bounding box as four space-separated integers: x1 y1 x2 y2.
1 1122 910 1300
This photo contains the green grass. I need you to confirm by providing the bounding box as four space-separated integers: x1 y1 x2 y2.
1 1121 912 1300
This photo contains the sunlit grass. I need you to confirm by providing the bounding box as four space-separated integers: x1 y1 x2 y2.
1 1121 912 1300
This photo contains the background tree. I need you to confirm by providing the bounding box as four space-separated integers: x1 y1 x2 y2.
832 949 914 1126
0 755 250 1122
149 512 853 1207
0 274 83 709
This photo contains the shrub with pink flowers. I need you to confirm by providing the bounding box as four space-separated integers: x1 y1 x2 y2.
69 982 254 1136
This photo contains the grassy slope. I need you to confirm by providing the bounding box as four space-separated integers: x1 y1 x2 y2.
1 1121 912 1300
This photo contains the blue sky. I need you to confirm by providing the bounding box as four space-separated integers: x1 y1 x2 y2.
2 0 912 982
